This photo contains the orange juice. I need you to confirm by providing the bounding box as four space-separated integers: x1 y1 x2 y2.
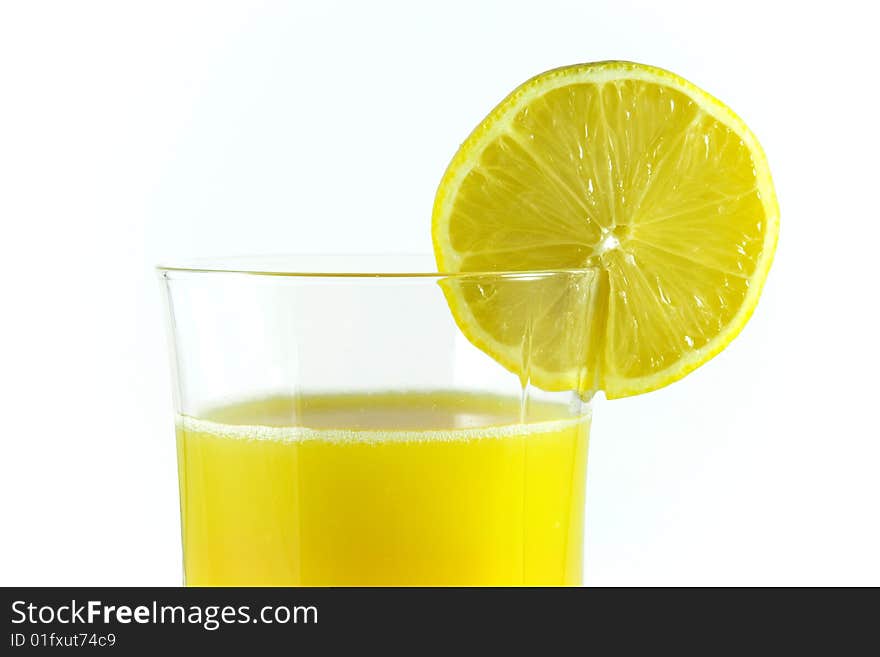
176 392 590 586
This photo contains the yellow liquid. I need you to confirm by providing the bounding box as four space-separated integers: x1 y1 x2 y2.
176 392 590 586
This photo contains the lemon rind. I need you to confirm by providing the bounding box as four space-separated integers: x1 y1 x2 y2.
432 61 779 399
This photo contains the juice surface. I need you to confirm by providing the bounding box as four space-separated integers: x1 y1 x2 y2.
176 392 590 586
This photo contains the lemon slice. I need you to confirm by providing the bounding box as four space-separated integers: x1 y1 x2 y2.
432 61 779 398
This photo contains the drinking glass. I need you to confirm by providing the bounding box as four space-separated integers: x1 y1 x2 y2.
158 255 597 586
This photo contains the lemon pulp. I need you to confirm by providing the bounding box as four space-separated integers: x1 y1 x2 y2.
433 61 778 397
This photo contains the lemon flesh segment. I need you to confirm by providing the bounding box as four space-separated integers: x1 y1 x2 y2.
432 62 779 398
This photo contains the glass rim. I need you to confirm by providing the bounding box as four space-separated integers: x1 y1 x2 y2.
155 254 599 280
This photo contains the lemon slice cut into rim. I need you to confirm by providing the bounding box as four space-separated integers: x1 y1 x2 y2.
432 61 779 398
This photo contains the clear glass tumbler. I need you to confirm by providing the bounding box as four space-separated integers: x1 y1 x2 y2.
158 256 597 586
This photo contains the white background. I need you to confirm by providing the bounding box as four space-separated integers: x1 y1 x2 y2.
1 0 878 586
